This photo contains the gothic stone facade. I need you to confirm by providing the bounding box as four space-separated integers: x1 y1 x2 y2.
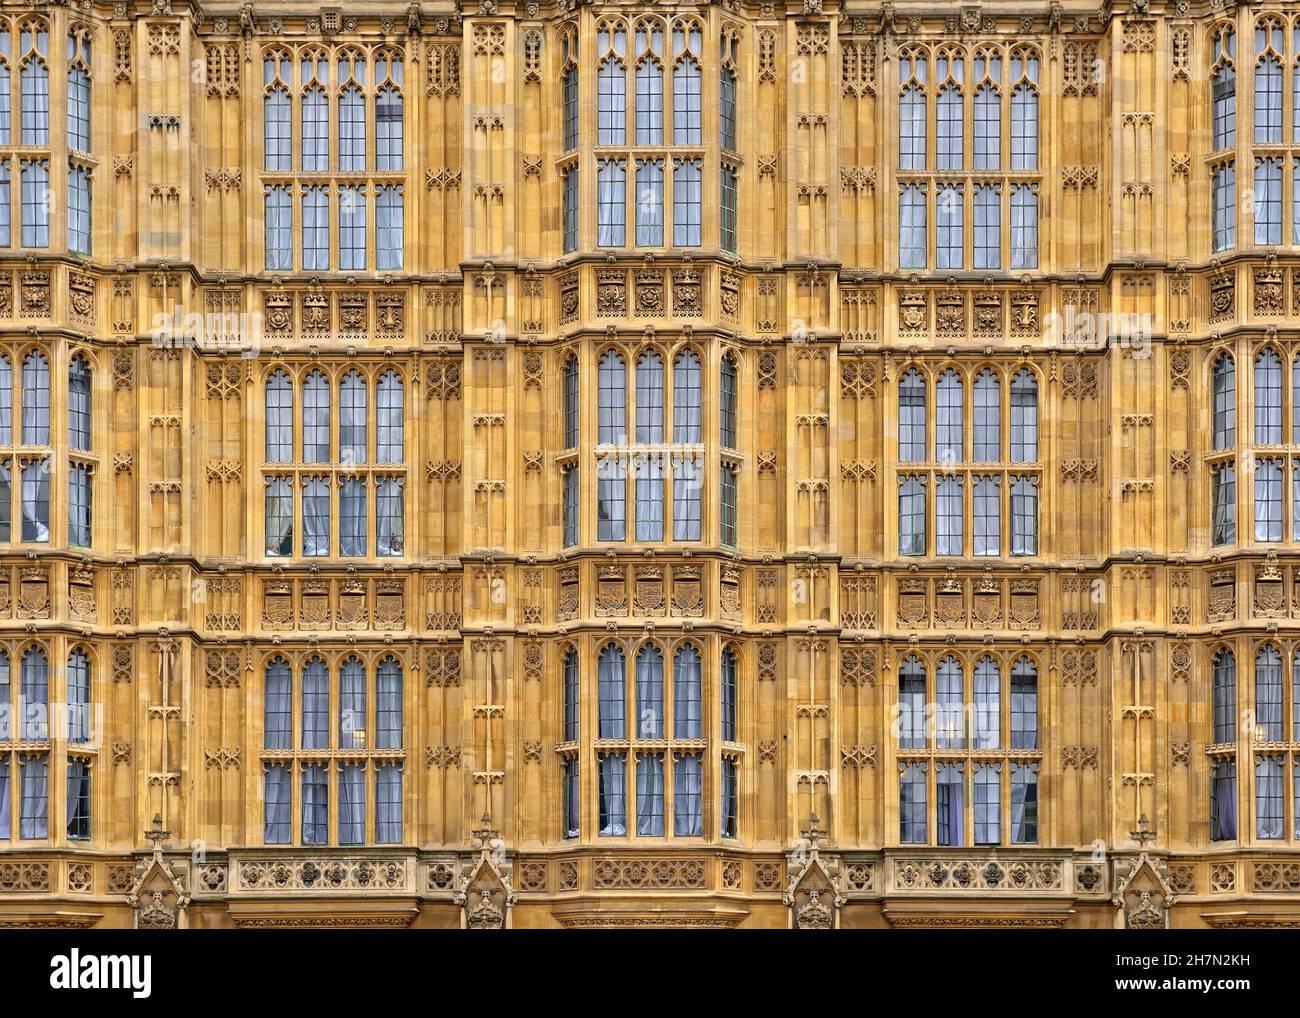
0 0 1294 930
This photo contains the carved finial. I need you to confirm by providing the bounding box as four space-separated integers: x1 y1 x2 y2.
144 813 169 850
1131 813 1157 847
801 812 826 847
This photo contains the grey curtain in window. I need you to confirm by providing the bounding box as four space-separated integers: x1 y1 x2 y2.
937 763 964 846
339 763 365 845
340 372 367 463
21 648 47 740
1256 757 1283 839
264 659 291 749
0 761 9 840
263 765 290 843
597 159 626 246
636 646 663 737
302 658 328 750
340 478 366 556
264 478 292 556
673 350 701 443
376 372 404 463
973 657 1000 750
673 753 702 836
673 646 702 739
340 658 366 749
1011 764 1038 843
636 753 663 836
302 765 328 845
377 659 403 749
598 754 627 836
377 478 404 556
1213 762 1237 840
636 352 664 442
21 352 48 445
376 764 403 843
598 646 625 739
20 756 46 839
302 478 330 556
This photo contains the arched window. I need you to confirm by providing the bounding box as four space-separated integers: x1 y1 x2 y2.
899 51 926 170
19 646 46 740
0 354 10 447
636 645 664 737
19 24 48 146
562 33 579 150
300 52 328 171
1255 349 1282 444
673 644 702 739
935 369 963 462
899 655 927 749
1254 20 1283 144
673 349 701 443
598 350 627 444
67 30 91 152
1212 354 1236 449
598 644 626 739
936 656 964 748
1010 369 1038 462
302 657 328 749
262 658 291 750
1010 657 1038 749
635 20 664 145
973 656 1000 749
1256 646 1283 741
20 350 48 445
720 355 738 449
936 53 963 171
636 350 664 443
973 369 1000 462
302 184 329 270
562 356 579 449
0 43 10 146
899 369 926 461
66 648 89 743
597 25 627 146
338 52 366 171
720 647 737 741
303 370 330 463
563 649 579 741
68 355 90 452
973 52 1001 170
671 23 702 145
1010 49 1039 170
265 370 292 463
1213 649 1237 743
376 370 403 463
339 657 366 749
1212 26 1237 150
720 64 737 151
340 370 367 464
376 52 404 172
263 52 291 171
376 657 403 749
